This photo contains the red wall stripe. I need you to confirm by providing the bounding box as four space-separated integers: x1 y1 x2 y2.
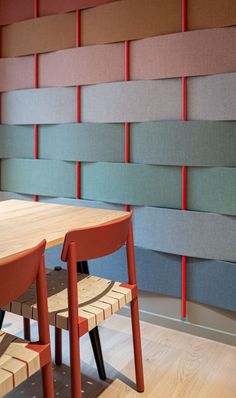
76 9 81 199
124 40 130 212
181 0 187 319
33 0 39 202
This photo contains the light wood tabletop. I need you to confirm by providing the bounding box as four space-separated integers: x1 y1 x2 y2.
0 199 128 261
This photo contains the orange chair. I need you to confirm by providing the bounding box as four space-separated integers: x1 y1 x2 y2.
0 241 54 398
58 212 144 397
6 213 144 397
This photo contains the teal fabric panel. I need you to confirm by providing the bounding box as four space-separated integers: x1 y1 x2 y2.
81 162 236 215
81 162 182 208
132 207 236 262
0 124 34 159
1 159 76 197
131 121 236 167
188 167 236 215
0 190 33 201
39 123 124 161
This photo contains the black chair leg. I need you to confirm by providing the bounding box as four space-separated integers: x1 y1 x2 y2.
0 310 5 329
77 261 106 380
89 326 106 380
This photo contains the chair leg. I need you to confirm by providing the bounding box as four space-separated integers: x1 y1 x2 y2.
89 327 106 380
23 317 31 341
41 362 54 398
130 297 144 393
0 310 5 329
55 327 62 365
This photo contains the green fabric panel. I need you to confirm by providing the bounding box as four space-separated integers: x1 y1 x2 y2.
39 123 124 161
188 167 236 216
1 159 76 197
131 121 236 167
81 163 236 215
81 162 182 208
0 124 34 158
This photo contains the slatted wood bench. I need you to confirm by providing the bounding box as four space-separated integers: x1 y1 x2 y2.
3 269 134 336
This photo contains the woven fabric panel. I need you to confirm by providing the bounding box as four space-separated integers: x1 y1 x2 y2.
2 74 236 124
2 27 236 92
0 0 118 25
1 159 76 197
1 121 236 166
132 207 236 262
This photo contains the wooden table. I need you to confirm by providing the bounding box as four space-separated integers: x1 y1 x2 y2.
0 199 129 380
0 199 128 261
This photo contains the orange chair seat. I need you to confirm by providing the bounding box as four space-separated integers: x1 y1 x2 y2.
3 269 136 336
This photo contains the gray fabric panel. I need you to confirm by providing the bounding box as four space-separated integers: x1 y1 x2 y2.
81 162 182 208
45 243 236 312
1 87 76 125
0 124 34 159
1 159 76 197
39 123 124 161
81 80 182 122
132 207 236 262
40 197 124 210
131 121 236 166
188 73 236 120
0 191 33 201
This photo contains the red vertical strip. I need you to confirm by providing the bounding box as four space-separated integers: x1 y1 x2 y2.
33 0 39 202
181 0 187 319
125 41 130 212
76 9 81 199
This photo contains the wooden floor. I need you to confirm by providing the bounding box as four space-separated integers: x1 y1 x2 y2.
3 312 236 397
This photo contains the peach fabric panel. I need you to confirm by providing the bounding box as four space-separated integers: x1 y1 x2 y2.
80 0 182 45
188 0 236 30
0 0 33 26
1 13 76 58
39 0 119 16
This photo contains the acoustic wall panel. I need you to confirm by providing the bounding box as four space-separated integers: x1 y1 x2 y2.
2 27 236 92
80 80 182 122
81 163 182 208
0 0 118 25
39 123 124 161
188 73 236 120
2 75 236 124
1 122 236 166
1 88 76 125
1 159 76 198
0 125 34 159
130 121 236 167
1 0 236 33
130 27 236 81
132 207 236 262
1 13 76 58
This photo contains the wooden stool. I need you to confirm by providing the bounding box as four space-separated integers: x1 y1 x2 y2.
0 241 54 398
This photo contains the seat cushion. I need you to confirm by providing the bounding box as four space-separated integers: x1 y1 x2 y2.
3 270 134 334
0 331 40 398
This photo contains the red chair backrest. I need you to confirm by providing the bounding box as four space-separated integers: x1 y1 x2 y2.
0 240 46 308
61 212 132 262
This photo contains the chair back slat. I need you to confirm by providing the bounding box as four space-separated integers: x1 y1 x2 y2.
61 213 132 262
0 240 46 308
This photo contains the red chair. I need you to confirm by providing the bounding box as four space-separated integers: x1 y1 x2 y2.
0 241 54 398
58 212 144 397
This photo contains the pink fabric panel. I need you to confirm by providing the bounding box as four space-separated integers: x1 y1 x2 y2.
130 27 236 80
0 0 118 26
39 43 124 87
0 56 34 92
0 0 33 26
39 0 119 16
